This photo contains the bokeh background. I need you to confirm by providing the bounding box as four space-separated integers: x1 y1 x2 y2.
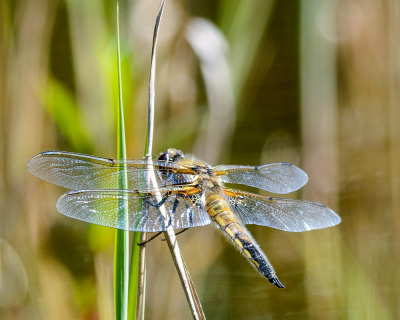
1 0 399 319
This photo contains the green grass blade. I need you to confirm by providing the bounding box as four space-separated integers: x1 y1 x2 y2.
128 231 144 319
114 4 129 320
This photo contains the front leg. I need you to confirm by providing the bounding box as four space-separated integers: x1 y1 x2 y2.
137 232 162 246
166 195 181 228
144 194 169 208
144 193 182 229
139 194 170 231
141 195 182 238
185 201 194 226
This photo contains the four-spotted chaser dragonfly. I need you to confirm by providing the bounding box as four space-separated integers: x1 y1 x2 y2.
28 148 341 288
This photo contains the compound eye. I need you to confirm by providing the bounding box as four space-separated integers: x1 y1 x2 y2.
176 150 184 158
172 154 182 162
158 152 169 161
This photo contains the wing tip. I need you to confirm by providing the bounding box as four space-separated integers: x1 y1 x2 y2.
27 153 44 176
314 204 341 228
332 212 341 226
259 162 309 193
27 151 63 172
321 205 341 224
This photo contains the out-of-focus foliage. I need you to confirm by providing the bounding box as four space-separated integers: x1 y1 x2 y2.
0 0 399 319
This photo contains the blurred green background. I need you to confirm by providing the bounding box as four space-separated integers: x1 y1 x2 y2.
1 0 399 319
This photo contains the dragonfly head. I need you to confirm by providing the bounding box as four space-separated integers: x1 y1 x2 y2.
158 148 184 163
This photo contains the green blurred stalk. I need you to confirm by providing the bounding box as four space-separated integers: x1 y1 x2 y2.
114 4 129 320
219 0 274 101
128 232 143 319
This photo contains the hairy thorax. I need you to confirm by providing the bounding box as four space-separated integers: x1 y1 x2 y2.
176 157 222 192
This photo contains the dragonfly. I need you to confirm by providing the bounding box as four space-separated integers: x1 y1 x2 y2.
27 148 341 288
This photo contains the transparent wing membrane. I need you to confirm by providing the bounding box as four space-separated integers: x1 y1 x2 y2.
28 150 341 234
56 188 211 232
214 163 308 194
225 189 341 232
28 151 192 190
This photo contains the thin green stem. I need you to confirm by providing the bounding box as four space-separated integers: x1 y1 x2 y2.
128 231 142 319
114 3 129 320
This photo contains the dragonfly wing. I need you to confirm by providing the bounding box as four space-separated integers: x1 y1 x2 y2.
225 189 340 232
56 188 211 232
28 151 191 190
214 163 308 194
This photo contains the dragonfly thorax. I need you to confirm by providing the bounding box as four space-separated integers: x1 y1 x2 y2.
159 149 218 187
194 168 223 192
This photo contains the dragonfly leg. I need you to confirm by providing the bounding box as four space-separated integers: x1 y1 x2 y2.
186 201 194 226
165 173 175 184
137 232 163 246
161 228 189 241
165 195 180 228
141 195 185 244
144 194 169 208
176 228 189 236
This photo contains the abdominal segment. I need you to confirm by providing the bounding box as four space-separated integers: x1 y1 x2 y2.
205 193 284 288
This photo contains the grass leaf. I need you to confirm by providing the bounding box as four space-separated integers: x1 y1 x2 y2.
114 4 129 320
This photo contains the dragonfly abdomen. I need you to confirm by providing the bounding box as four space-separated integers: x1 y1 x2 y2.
205 194 284 288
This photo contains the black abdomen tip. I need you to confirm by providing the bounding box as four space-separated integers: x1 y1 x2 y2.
269 276 285 289
259 263 285 288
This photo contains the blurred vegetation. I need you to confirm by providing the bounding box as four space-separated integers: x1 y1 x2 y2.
0 0 399 319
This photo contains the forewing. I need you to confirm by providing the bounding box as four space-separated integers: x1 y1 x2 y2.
28 151 192 190
225 189 340 232
56 188 211 232
214 163 308 194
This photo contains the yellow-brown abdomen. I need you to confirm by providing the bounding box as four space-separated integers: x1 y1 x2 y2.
205 193 283 287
